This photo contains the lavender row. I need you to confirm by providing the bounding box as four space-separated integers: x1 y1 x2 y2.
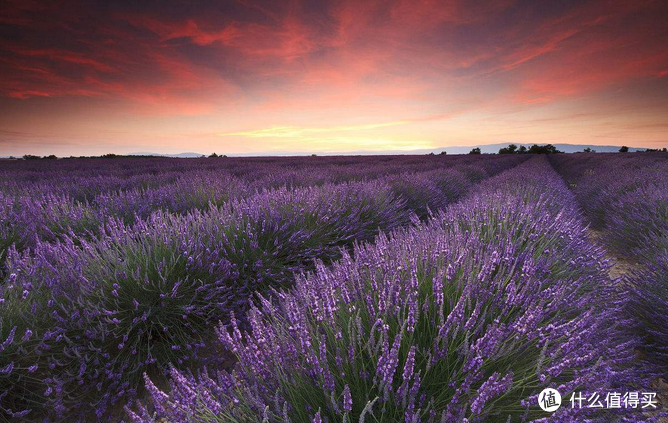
0 156 525 265
1 180 404 420
0 157 524 421
133 156 642 423
0 155 520 200
549 152 668 258
550 152 668 386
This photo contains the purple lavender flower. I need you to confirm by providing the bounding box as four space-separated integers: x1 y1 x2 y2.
133 156 641 423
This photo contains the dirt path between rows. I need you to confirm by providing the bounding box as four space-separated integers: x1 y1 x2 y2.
586 228 637 279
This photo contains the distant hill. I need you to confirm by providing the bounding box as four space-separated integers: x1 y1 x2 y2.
3 144 656 159
132 143 651 157
433 143 648 154
129 152 204 158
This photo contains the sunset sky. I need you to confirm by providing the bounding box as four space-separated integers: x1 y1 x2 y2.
1 0 667 156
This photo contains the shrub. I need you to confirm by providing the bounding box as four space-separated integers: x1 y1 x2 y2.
0 192 100 265
0 300 45 420
0 249 71 421
626 251 668 377
0 155 527 420
603 178 668 259
385 172 450 219
133 158 639 422
3 180 408 419
94 172 251 223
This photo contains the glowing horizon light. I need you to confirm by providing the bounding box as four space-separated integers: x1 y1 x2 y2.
218 121 410 139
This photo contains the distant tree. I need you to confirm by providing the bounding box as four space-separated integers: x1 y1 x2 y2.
439 151 447 155
311 154 318 157
428 152 435 156
102 153 119 158
619 146 629 153
527 144 562 154
498 144 518 154
545 144 562 154
547 144 562 154
500 143 563 154
469 147 481 155
44 154 57 160
663 148 668 153
209 152 219 158
583 147 595 153
23 154 41 160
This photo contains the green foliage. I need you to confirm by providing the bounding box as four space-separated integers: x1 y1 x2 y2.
499 144 562 155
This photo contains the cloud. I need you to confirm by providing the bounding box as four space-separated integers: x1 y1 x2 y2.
0 0 666 154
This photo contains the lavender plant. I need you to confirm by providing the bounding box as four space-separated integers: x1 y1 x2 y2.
2 180 409 419
133 158 640 423
0 302 42 420
1 155 523 262
603 176 668 258
384 169 474 219
0 154 538 420
0 192 100 267
626 250 668 377
0 256 67 421
551 152 668 413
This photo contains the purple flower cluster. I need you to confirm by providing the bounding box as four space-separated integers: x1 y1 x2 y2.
0 155 523 264
627 253 668 376
134 157 641 422
1 155 524 420
551 152 668 384
550 152 668 257
383 168 474 219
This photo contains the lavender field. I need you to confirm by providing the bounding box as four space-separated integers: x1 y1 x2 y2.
0 153 666 422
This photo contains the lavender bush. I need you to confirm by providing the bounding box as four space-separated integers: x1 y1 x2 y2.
2 179 413 419
384 169 474 219
549 153 668 240
0 298 44 420
3 155 521 421
5 153 634 421
0 192 100 264
133 157 640 423
626 250 668 377
93 172 252 223
602 173 668 259
1 155 523 263
551 152 668 407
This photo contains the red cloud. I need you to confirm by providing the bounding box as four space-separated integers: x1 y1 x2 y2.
8 90 52 99
8 47 116 72
1 0 667 122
